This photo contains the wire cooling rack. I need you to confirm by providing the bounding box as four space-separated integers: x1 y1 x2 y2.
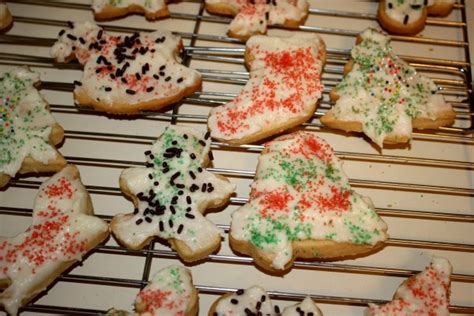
0 0 473 315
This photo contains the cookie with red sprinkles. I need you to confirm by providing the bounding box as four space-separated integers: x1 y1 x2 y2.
92 0 170 21
208 32 325 145
50 21 202 115
107 265 198 316
0 66 66 188
205 0 309 40
0 165 109 315
111 125 235 262
229 131 388 272
367 257 452 316
321 28 456 147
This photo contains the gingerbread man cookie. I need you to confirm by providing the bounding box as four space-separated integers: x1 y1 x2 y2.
0 2 12 31
111 125 235 262
209 286 323 316
0 66 66 188
205 0 309 40
51 21 201 115
378 0 455 35
107 265 198 316
0 165 109 315
367 257 452 315
92 0 170 21
230 131 388 272
321 28 456 147
208 32 325 145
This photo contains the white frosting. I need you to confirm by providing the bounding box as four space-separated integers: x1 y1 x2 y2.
214 286 274 315
0 166 109 315
92 0 166 13
230 132 388 269
208 33 324 143
205 0 308 38
112 125 235 256
134 265 194 315
282 297 322 316
367 257 452 316
0 66 60 177
326 28 453 146
50 21 201 114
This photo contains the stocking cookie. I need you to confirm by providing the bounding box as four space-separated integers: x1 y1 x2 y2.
111 125 235 262
321 28 456 147
0 165 109 315
205 0 309 40
209 286 322 316
208 33 325 145
378 0 455 35
51 21 201 115
92 0 169 21
230 131 388 271
107 265 198 316
0 2 12 31
0 66 66 188
367 257 452 315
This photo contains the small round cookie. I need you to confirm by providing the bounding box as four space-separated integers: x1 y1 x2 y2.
111 125 235 262
205 0 309 40
367 257 452 315
92 0 170 21
0 2 12 31
321 28 456 147
50 21 202 115
230 131 388 272
208 32 325 145
107 265 198 316
377 0 455 35
0 66 66 188
0 165 109 316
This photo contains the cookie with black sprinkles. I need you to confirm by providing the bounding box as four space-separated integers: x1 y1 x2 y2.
111 125 235 262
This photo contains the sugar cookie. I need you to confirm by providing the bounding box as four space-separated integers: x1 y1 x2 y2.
205 0 309 40
0 165 109 315
51 22 202 115
0 66 66 188
208 32 325 145
367 257 452 315
321 28 456 147
0 2 12 31
111 125 235 262
230 131 388 272
92 0 169 21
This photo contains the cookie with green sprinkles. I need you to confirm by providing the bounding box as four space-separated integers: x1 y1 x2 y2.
229 131 388 272
0 66 66 188
107 265 198 316
321 28 456 147
92 0 170 21
111 125 235 262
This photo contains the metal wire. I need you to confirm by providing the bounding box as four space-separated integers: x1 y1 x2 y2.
1 0 473 314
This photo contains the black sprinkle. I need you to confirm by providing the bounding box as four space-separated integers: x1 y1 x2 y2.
95 68 102 74
186 207 192 212
59 29 65 36
159 71 165 76
256 301 261 310
204 131 211 140
403 14 409 25
154 181 159 186
189 171 196 180
190 184 199 192
260 295 266 302
145 217 152 223
146 87 154 92
231 299 239 305
176 184 185 189
198 167 203 173
265 12 269 20
168 219 174 228
159 221 164 231
67 34 77 41
144 150 152 155
178 190 184 195
135 218 143 225
67 21 74 28
186 196 192 204
199 140 206 146
135 73 141 80
201 183 207 192
274 306 280 314
73 80 82 86
97 30 103 40
388 2 393 9
271 0 276 5
104 87 112 92
183 134 188 139
126 89 136 95
148 173 153 179
237 289 244 295
208 151 214 161
170 205 176 214
190 153 196 160
177 77 183 83
185 213 195 219
170 171 181 183
165 76 171 82
159 65 166 71
133 208 139 215
162 167 170 173
79 37 86 45
177 224 184 234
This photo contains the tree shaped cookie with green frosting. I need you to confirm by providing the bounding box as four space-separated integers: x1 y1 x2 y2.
230 131 388 272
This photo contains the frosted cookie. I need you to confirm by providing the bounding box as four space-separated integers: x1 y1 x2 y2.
0 66 66 188
230 131 388 272
208 33 325 145
378 0 455 35
107 265 198 316
51 21 202 115
209 286 322 316
92 0 169 21
111 125 235 262
0 2 12 31
0 165 109 315
367 257 452 315
321 28 456 147
205 0 309 40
